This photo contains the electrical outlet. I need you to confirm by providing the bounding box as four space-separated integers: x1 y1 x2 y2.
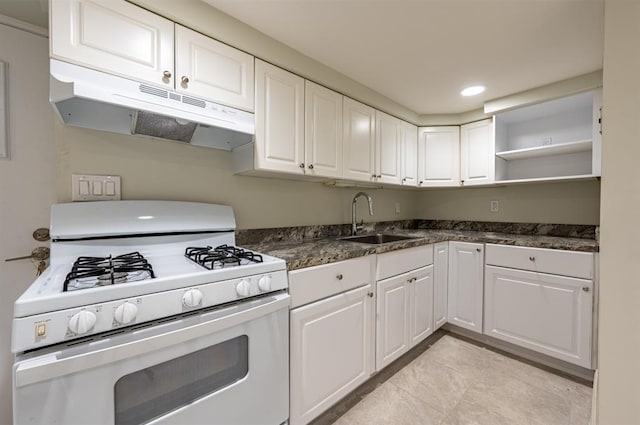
490 200 499 212
543 137 553 146
72 174 121 201
395 202 401 214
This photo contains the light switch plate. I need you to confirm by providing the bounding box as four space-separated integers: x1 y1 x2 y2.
72 174 121 201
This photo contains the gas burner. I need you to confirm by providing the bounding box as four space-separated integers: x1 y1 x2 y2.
63 252 155 292
185 244 263 270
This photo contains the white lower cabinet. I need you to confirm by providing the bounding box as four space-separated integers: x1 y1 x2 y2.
375 245 434 371
433 242 449 330
484 244 594 368
447 241 484 333
376 264 434 371
289 256 375 425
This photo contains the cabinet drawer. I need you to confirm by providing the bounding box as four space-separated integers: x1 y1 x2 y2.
289 256 374 308
485 244 593 279
376 245 434 281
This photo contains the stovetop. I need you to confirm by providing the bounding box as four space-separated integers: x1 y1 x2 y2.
14 237 286 318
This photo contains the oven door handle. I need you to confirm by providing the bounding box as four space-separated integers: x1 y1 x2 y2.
15 293 290 388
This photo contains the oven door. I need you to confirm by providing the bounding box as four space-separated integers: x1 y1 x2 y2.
13 293 290 425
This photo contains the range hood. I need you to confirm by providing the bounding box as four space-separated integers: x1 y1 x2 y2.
49 59 255 150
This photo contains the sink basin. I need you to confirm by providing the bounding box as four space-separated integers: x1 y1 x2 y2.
339 233 418 245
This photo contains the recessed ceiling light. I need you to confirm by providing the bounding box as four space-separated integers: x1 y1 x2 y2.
461 85 486 97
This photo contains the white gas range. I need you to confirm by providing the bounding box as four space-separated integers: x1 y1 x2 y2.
12 201 290 425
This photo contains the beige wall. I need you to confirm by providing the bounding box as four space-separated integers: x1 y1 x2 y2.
596 1 640 424
418 181 600 225
55 122 420 229
56 120 601 228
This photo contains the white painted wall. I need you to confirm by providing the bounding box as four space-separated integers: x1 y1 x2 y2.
418 181 600 225
55 122 419 229
0 23 55 424
596 1 640 423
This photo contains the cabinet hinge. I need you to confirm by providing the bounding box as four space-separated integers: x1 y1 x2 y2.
599 107 603 135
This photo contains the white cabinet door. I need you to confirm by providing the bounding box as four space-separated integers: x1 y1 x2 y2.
290 284 374 425
175 25 254 111
343 98 376 182
409 265 434 347
254 59 305 174
51 0 174 88
401 121 418 186
375 111 402 185
433 242 449 330
418 126 460 187
304 81 343 178
484 266 593 368
376 273 409 370
448 241 484 333
460 119 494 186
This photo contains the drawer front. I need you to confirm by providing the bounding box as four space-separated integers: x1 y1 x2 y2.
376 245 434 281
485 244 593 279
289 255 374 308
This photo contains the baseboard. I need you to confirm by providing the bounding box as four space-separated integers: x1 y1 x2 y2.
443 324 595 382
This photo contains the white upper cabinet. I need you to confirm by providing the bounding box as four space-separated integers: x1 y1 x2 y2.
51 0 255 110
460 119 494 186
51 0 174 87
418 126 460 187
254 59 305 174
304 81 343 178
343 98 376 182
175 25 254 111
400 122 418 186
493 89 602 184
375 111 403 185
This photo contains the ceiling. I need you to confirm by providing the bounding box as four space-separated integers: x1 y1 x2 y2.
0 0 604 115
204 0 604 114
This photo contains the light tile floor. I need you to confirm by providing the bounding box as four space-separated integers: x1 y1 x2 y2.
329 334 592 425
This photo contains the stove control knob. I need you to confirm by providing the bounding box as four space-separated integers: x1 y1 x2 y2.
236 279 251 297
114 302 138 325
258 275 272 292
182 289 203 308
68 310 97 335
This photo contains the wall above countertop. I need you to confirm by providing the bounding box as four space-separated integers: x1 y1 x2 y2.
56 119 601 229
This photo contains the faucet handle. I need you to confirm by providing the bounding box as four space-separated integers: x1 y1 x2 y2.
356 220 364 232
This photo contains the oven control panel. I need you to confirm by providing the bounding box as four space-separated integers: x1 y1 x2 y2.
12 270 288 353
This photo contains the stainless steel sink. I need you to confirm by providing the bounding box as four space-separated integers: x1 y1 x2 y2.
338 233 418 245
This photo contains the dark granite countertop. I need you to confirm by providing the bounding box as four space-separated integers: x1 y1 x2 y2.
242 229 598 271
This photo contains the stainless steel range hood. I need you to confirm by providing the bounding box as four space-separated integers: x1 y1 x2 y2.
49 59 255 150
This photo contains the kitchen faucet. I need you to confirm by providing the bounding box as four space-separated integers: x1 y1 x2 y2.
351 192 374 236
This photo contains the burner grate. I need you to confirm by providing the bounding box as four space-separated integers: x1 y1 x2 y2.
185 244 263 270
63 252 155 292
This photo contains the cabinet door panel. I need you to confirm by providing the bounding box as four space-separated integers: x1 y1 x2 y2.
376 274 409 370
433 242 449 330
51 0 174 87
410 265 434 346
460 119 494 186
255 59 305 173
448 242 484 333
418 126 460 187
401 122 418 186
305 81 343 178
290 285 374 425
343 98 375 181
376 111 402 184
175 25 254 111
484 266 592 368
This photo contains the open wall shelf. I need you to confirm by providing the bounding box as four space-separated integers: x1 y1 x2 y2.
496 139 592 161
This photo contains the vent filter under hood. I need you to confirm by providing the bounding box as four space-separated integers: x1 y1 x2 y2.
49 59 255 150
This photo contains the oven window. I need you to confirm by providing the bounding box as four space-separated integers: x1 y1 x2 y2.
114 335 249 425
